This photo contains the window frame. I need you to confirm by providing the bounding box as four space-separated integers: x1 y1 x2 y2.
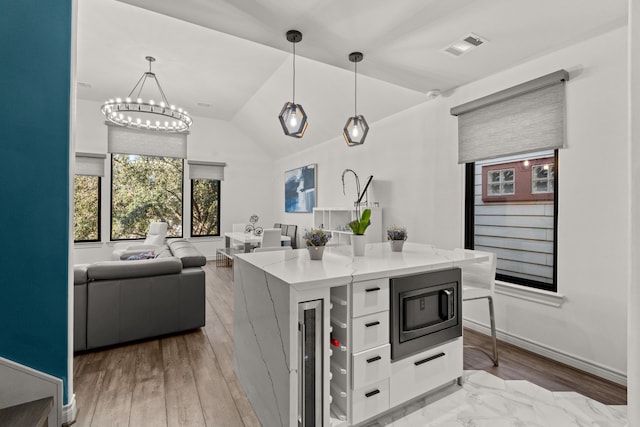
486 167 515 196
110 153 184 241
190 178 221 237
73 174 102 243
531 164 555 194
465 150 559 292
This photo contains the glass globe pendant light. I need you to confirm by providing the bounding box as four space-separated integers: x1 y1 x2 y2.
343 52 369 146
100 56 192 133
278 30 308 138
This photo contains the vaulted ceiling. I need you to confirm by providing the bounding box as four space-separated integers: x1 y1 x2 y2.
76 0 628 158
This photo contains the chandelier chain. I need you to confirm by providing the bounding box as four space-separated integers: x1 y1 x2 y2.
126 59 170 106
292 42 296 103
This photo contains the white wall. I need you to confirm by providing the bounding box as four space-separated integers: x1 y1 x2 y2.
273 27 630 381
74 99 276 262
453 27 629 381
628 0 639 422
272 100 442 245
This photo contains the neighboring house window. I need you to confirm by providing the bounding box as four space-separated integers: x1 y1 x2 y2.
486 168 515 196
74 175 101 242
111 154 183 240
532 164 555 194
466 150 558 292
481 157 555 203
191 179 221 237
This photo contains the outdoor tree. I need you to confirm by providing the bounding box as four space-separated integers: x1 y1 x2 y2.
111 154 183 239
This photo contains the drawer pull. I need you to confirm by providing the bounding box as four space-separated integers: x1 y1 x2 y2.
365 321 380 328
366 355 382 364
365 287 381 293
414 352 445 366
365 389 380 398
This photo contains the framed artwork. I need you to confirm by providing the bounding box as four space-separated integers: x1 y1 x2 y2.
284 164 317 213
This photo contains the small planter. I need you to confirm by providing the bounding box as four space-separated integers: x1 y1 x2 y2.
389 239 406 252
307 245 325 260
351 234 366 256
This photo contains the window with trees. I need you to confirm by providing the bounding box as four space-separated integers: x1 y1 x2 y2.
74 175 101 242
111 154 183 240
191 179 220 237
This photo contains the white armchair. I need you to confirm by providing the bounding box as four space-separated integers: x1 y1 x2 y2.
112 222 168 260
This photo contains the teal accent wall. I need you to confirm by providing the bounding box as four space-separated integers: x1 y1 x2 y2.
0 1 72 402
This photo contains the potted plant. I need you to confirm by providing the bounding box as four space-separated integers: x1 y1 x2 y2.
303 228 330 260
387 225 407 252
348 208 371 256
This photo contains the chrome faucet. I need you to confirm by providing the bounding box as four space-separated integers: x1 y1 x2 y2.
341 169 361 208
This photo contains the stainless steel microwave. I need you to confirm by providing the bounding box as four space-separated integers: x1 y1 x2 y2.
390 268 462 361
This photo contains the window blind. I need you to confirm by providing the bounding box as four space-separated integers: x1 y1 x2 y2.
107 124 187 158
75 152 106 176
451 70 569 164
188 160 226 181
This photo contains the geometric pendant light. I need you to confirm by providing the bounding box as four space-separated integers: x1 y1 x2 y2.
100 56 192 133
343 52 369 146
278 30 308 138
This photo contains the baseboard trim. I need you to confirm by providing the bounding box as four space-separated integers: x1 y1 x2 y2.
463 319 627 386
62 394 77 426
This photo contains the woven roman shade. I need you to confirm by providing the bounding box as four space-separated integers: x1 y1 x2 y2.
188 160 226 181
75 152 106 176
107 124 187 158
451 70 569 164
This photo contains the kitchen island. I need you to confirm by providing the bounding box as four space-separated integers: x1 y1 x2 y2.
233 242 488 427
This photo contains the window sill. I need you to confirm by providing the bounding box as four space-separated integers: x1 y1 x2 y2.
74 241 104 249
495 280 565 307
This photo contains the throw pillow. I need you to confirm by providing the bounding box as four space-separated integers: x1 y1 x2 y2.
127 251 155 260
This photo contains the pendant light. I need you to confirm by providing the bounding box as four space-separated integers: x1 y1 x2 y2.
101 56 192 133
278 30 308 138
343 52 369 146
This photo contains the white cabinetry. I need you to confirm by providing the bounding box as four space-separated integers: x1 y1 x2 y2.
313 207 382 245
349 278 390 425
342 276 462 426
389 338 463 407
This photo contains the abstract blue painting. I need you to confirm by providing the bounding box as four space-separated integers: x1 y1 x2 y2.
285 164 316 213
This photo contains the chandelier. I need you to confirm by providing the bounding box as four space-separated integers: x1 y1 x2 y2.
278 30 308 138
343 52 369 146
101 56 192 133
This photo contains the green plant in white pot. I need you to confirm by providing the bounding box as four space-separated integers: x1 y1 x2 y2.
387 225 407 252
348 208 371 256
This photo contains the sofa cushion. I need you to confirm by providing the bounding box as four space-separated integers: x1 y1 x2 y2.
168 240 206 268
87 257 183 281
154 245 173 259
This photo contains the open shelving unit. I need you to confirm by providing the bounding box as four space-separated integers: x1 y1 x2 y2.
313 207 382 246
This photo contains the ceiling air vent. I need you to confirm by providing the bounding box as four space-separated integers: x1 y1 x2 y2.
443 33 487 57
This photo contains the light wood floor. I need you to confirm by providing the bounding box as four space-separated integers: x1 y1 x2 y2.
73 262 626 426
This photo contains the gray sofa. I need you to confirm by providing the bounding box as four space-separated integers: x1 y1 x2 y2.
74 240 207 352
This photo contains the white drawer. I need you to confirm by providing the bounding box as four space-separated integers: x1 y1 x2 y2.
351 311 389 353
352 344 391 389
352 278 389 318
389 338 463 407
351 378 389 425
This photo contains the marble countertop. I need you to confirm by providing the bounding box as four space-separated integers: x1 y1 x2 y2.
235 242 488 290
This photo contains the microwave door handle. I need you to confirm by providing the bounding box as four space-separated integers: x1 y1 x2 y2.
443 289 454 320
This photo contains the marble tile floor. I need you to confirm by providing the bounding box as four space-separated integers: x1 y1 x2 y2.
362 370 627 427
